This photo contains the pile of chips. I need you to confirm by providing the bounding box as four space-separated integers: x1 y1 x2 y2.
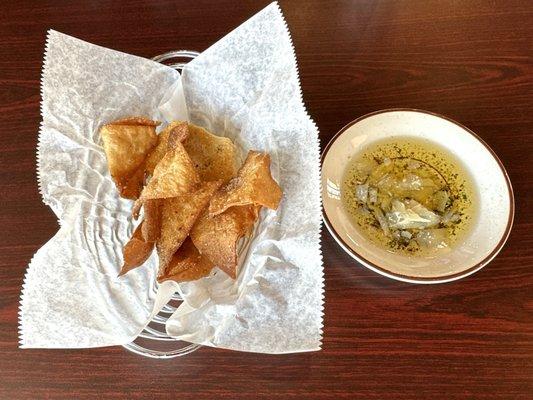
100 117 282 282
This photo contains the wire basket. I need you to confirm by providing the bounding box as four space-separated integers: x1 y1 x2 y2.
122 50 201 359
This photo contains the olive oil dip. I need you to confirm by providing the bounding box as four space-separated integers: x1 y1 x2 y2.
341 137 478 256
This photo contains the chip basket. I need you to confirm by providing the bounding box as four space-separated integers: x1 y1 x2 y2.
122 50 202 359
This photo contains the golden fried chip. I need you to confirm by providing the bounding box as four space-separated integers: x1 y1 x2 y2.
100 117 158 199
141 199 161 242
157 180 223 271
138 142 200 203
167 122 189 149
183 123 239 183
191 204 259 279
119 162 146 200
145 121 189 175
158 238 214 283
119 222 154 276
112 117 160 126
208 151 282 216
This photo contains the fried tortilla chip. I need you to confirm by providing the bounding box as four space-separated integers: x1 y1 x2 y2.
119 162 146 200
183 123 239 183
138 142 200 203
119 222 154 276
191 204 259 279
157 180 223 271
158 238 214 283
145 121 189 175
208 151 282 216
112 117 160 126
100 117 158 199
141 199 161 242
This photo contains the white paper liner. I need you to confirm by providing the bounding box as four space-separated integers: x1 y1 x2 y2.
19 30 186 348
19 2 323 353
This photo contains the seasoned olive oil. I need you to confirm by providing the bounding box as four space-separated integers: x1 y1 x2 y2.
341 137 478 256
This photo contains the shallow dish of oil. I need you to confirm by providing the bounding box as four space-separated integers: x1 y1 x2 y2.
321 109 513 284
342 137 478 256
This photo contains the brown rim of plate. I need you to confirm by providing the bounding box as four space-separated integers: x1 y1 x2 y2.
321 108 515 283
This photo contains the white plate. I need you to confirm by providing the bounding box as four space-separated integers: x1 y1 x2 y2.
321 109 514 284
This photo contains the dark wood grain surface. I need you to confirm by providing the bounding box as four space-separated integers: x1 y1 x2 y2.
0 0 532 398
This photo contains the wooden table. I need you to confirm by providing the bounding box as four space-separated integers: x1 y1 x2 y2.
1 0 531 398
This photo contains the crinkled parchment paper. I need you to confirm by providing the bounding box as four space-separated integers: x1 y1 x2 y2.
19 2 324 354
